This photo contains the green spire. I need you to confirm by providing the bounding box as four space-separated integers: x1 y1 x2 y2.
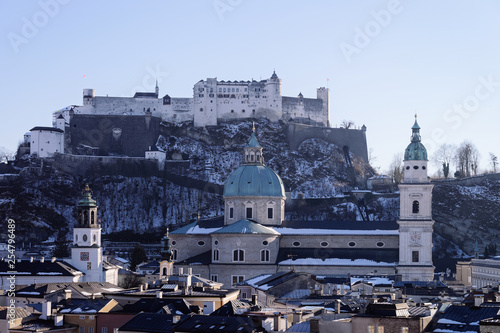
77 184 97 207
404 116 428 161
246 122 262 148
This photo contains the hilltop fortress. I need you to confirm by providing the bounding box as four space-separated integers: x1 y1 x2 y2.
26 72 367 163
69 71 330 127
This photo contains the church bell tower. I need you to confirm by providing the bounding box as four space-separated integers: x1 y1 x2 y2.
71 184 104 282
397 117 435 281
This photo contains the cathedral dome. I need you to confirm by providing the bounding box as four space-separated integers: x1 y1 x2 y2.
224 165 285 197
404 118 428 161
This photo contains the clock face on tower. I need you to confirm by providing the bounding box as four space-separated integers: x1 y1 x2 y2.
410 231 421 244
80 252 89 261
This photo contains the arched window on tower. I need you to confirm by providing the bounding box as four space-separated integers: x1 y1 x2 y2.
91 211 95 225
163 267 167 276
260 249 270 262
83 211 88 224
412 201 420 214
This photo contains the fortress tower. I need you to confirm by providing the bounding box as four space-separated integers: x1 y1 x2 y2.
397 117 435 281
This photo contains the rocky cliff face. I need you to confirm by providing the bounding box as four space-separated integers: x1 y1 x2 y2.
1 120 498 266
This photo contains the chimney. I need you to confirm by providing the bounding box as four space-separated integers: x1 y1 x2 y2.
474 295 484 307
51 257 56 263
64 290 72 300
188 267 193 276
139 285 144 292
40 257 44 263
40 301 51 320
156 291 163 299
335 300 341 314
179 268 184 275
54 315 63 327
30 257 34 263
252 294 258 306
293 311 302 324
310 318 320 333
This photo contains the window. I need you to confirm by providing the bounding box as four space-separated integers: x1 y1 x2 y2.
232 275 245 285
213 249 219 262
262 240 268 246
292 241 301 247
261 249 270 262
233 249 244 262
91 211 95 224
377 327 384 333
412 250 419 263
376 242 385 247
246 207 253 219
162 267 167 276
173 249 178 260
401 328 409 333
89 328 94 333
80 315 86 319
267 208 273 219
171 240 176 246
368 326 375 333
412 200 419 213
348 241 356 247
102 328 108 333
197 241 205 246
80 328 85 333
241 292 247 298
87 262 92 270
211 274 218 282
229 207 234 219
321 241 329 247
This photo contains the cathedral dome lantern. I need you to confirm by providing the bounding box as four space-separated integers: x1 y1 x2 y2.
223 126 286 226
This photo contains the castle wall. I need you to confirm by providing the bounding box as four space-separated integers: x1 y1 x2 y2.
287 123 368 162
69 74 329 128
282 97 325 126
67 114 161 157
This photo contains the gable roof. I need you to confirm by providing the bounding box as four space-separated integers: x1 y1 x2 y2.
16 282 123 299
432 305 500 332
174 314 259 333
57 298 121 314
0 259 82 277
119 312 176 333
122 298 193 315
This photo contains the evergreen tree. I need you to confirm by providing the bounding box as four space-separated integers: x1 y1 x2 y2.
51 230 70 258
129 244 148 272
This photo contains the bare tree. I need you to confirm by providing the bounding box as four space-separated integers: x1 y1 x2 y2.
455 141 480 177
387 153 404 184
433 144 456 178
0 147 14 163
490 153 498 173
340 120 355 129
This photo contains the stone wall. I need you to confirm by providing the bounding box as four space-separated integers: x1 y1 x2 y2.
287 123 368 162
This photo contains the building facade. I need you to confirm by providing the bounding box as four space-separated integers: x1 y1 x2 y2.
60 72 330 128
170 119 435 287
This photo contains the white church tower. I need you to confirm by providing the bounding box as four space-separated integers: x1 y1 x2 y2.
70 184 104 282
397 117 435 281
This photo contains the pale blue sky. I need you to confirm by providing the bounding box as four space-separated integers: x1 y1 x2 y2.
1 0 500 173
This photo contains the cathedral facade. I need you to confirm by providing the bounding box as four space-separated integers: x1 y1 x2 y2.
170 119 435 286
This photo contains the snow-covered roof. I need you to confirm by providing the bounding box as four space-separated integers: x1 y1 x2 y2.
279 258 396 266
